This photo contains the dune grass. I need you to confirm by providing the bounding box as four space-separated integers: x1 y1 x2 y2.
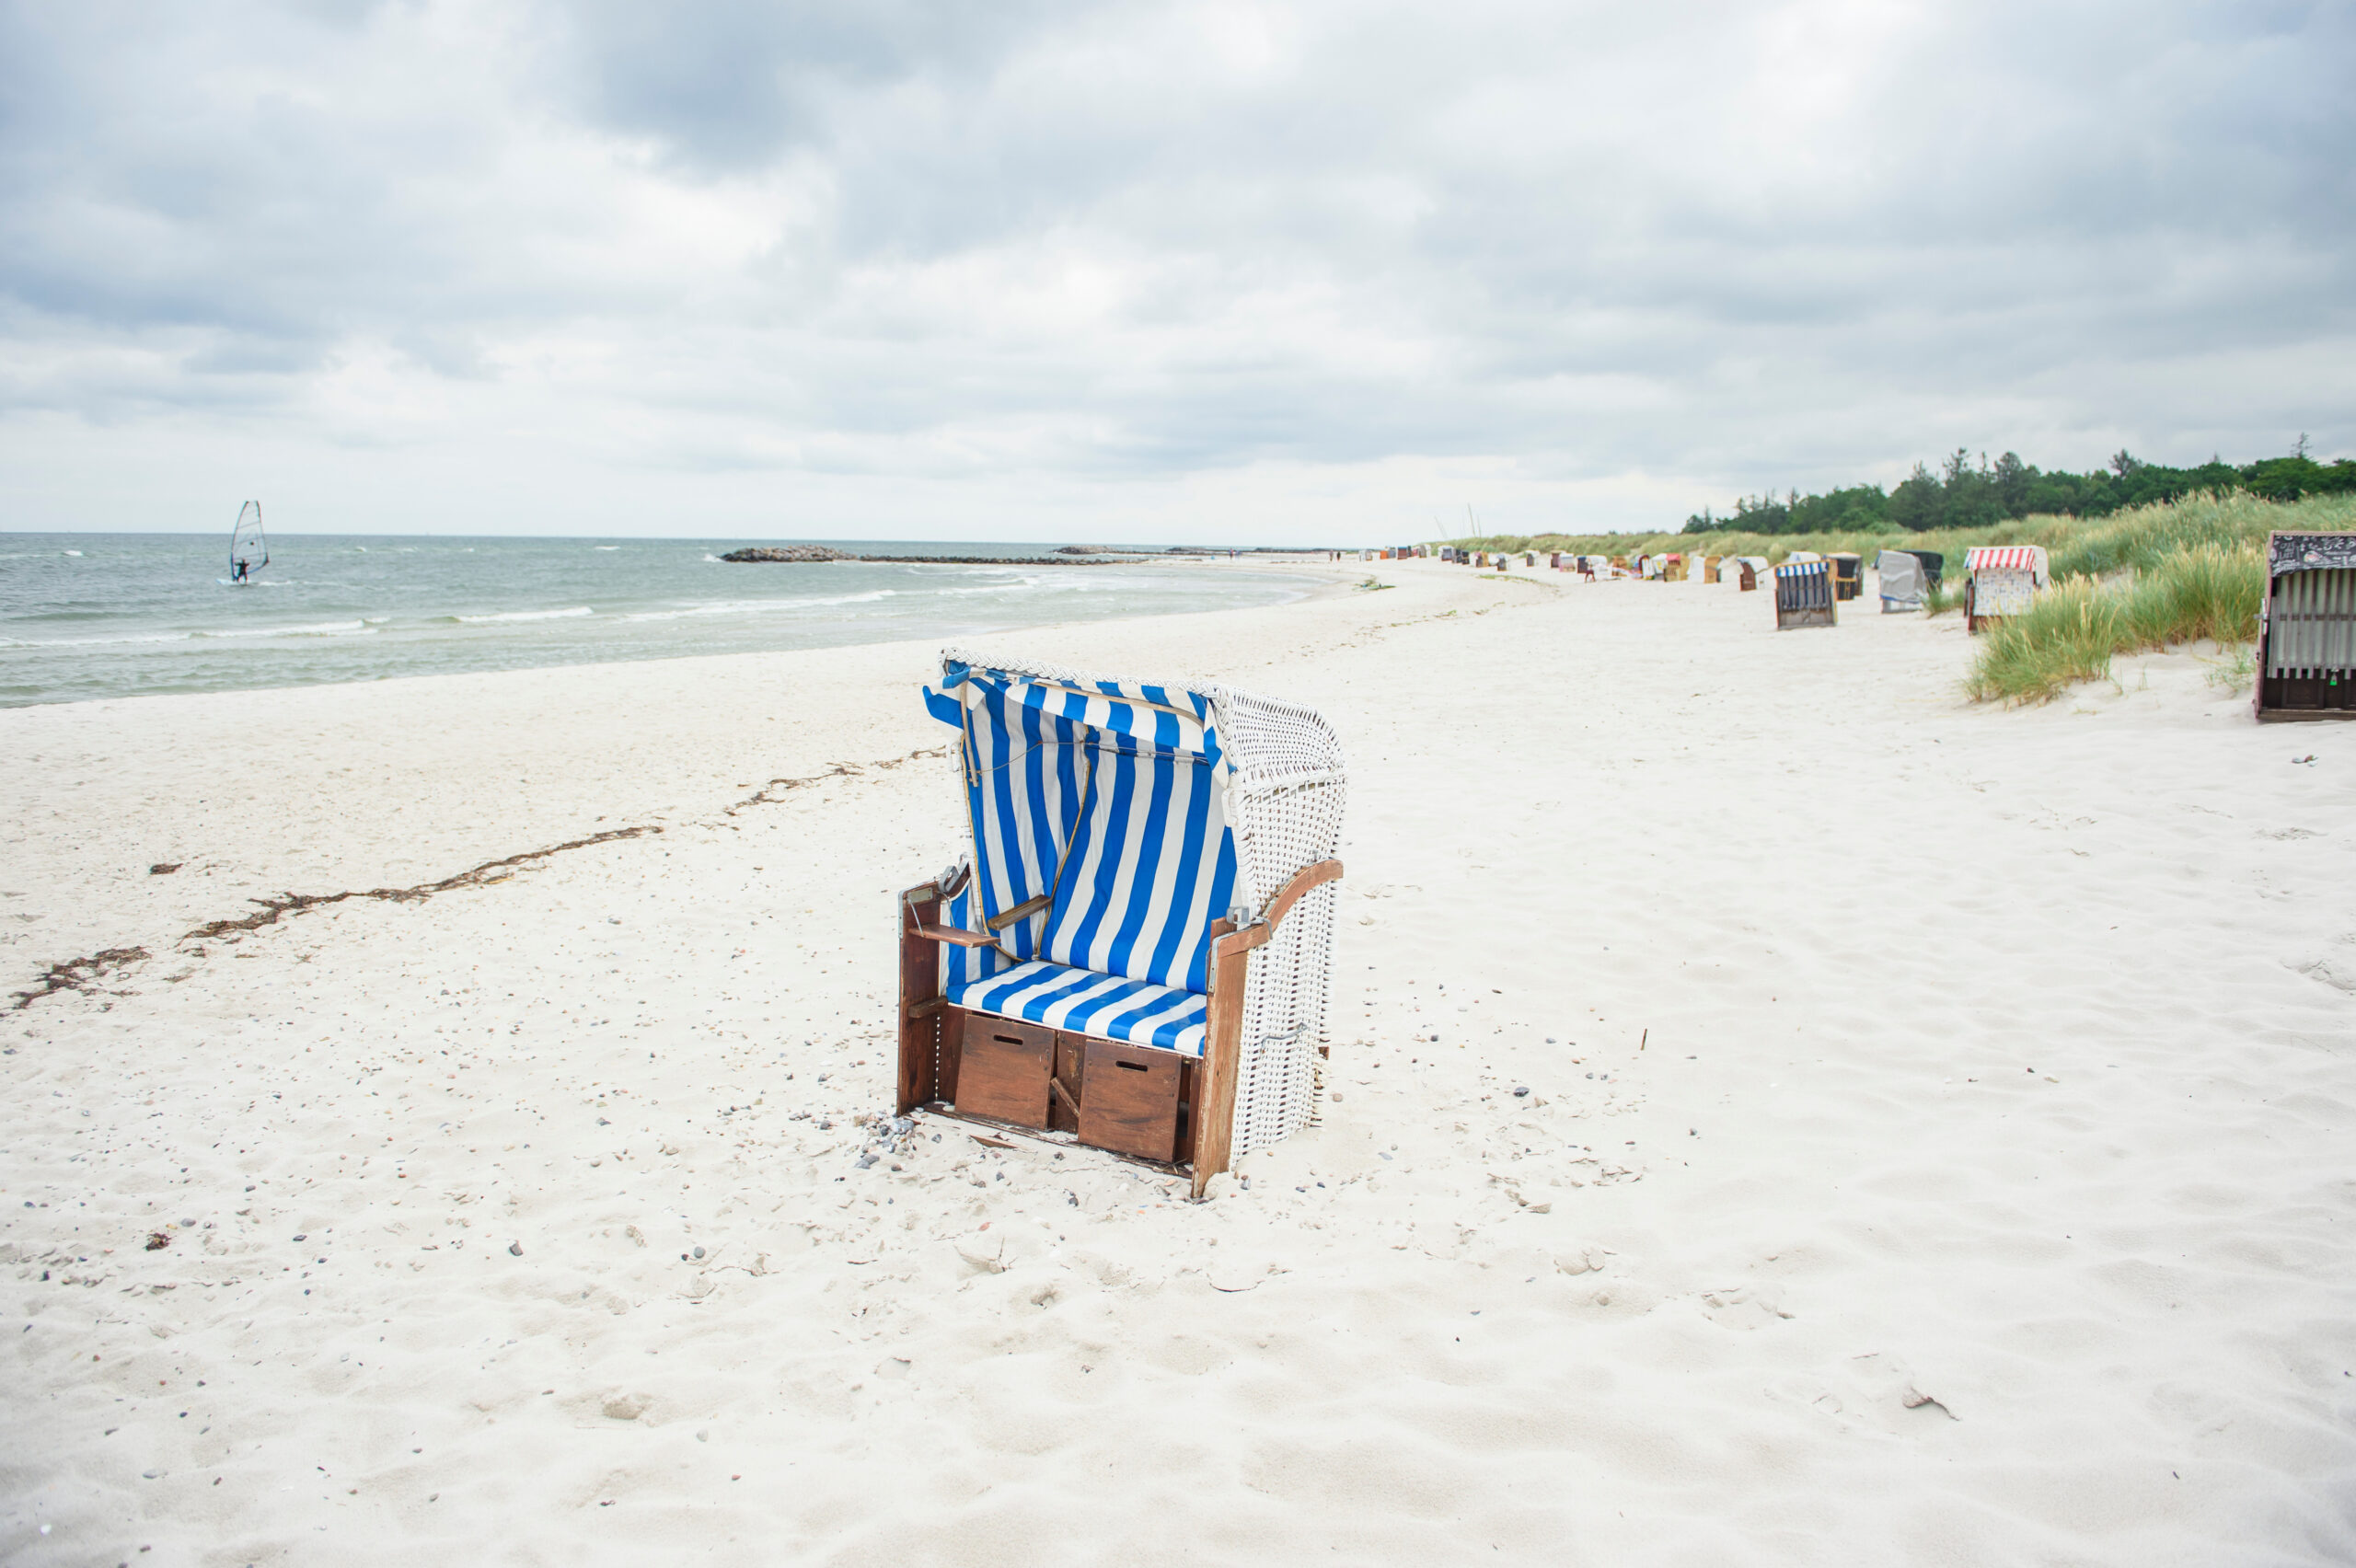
1958 490 2356 703
1963 539 2270 704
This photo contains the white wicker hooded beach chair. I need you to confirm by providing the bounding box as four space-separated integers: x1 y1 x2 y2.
894 648 1345 1196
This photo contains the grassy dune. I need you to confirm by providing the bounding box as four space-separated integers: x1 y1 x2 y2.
1443 490 2356 705
1961 492 2356 703
1964 544 2267 703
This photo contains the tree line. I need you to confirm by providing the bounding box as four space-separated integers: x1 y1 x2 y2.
1680 441 2356 536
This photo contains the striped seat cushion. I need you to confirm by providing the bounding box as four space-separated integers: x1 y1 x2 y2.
1039 744 1236 995
951 960 1208 1057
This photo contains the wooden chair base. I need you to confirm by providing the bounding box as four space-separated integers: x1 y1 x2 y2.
907 1002 1196 1167
1775 607 1836 629
2256 675 2356 718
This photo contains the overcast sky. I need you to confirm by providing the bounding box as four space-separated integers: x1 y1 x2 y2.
2 0 2350 541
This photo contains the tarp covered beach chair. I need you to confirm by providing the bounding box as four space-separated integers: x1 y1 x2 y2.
1904 548 1946 589
2255 531 2356 720
1965 546 2048 634
897 650 1345 1197
1773 559 1836 628
1877 548 1926 612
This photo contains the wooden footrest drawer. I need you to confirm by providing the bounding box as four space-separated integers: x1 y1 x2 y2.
954 1017 1053 1129
1079 1038 1184 1163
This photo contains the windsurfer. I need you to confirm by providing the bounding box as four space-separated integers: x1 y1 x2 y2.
227 500 267 585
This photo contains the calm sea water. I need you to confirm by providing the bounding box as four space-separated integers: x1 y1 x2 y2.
0 535 1319 709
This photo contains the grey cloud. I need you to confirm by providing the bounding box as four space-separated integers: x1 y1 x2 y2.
0 0 2350 536
540 0 1073 172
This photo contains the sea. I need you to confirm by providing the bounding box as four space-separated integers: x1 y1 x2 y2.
0 535 1321 709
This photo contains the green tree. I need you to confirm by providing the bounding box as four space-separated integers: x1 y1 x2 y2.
1992 451 2031 516
1669 440 2352 536
1888 464 1943 531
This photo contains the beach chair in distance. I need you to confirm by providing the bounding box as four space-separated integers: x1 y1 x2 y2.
2254 531 2356 720
897 651 1346 1197
1773 559 1836 628
1737 558 1761 592
1826 553 1863 601
1876 548 1926 612
1964 546 2049 635
1905 549 1946 590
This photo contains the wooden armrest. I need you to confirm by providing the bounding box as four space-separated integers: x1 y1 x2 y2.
1213 923 1273 959
911 924 1000 949
1260 859 1343 931
985 892 1053 931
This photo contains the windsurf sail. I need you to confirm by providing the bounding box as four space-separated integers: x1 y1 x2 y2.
229 501 267 582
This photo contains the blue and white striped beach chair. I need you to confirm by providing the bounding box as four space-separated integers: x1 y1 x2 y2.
896 649 1345 1196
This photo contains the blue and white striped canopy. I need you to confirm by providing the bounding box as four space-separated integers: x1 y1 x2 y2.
924 659 1240 1053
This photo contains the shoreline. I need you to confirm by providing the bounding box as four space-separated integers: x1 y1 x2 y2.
5 559 2351 1564
0 553 1343 715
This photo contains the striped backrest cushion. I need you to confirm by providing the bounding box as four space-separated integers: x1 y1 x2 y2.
960 674 1089 967
1039 741 1237 995
940 881 998 993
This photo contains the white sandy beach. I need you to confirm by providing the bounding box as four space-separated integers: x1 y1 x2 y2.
4 559 2353 1566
